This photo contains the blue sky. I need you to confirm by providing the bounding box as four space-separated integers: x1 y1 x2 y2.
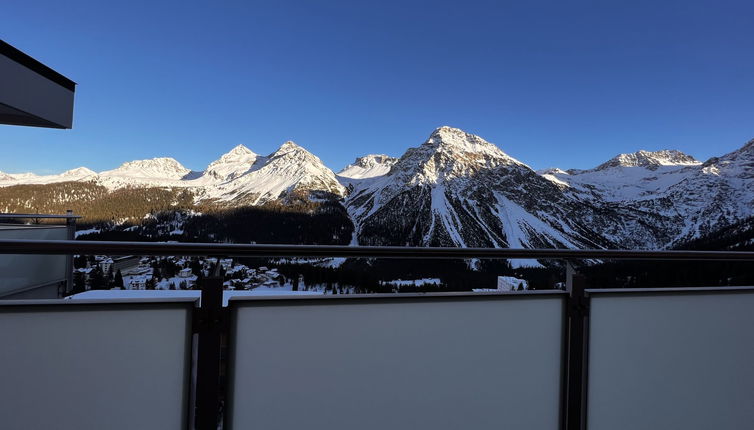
2 0 753 174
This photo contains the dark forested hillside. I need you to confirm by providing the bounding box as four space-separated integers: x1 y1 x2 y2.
6 178 751 292
677 215 754 251
581 218 754 289
0 181 195 225
182 201 353 245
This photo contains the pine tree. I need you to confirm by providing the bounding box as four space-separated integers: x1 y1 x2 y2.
73 255 87 269
89 267 106 290
72 271 86 294
114 269 124 288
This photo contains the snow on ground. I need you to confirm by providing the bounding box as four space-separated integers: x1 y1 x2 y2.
380 278 441 287
496 276 529 291
493 192 576 268
75 228 101 238
541 164 698 202
337 155 397 179
473 276 528 293
431 185 468 247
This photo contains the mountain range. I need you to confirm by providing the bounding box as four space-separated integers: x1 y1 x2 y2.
2 126 752 259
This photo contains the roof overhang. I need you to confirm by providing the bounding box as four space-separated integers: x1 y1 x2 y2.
0 40 76 129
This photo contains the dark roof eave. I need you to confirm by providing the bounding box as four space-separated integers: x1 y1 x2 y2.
0 40 76 92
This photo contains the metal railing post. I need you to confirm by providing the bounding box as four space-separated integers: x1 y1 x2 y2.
64 209 76 296
565 262 588 430
195 271 224 430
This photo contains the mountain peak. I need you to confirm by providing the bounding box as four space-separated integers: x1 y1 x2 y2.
204 145 258 182
212 145 257 163
723 137 754 159
538 167 569 176
428 126 484 144
338 154 398 179
423 126 511 157
276 140 303 153
353 154 396 166
120 157 184 167
226 144 255 157
431 125 462 136
267 140 321 162
595 150 700 170
60 167 96 177
210 140 345 204
102 157 190 179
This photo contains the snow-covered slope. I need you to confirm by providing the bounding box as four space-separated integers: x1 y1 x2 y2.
201 141 346 205
0 141 345 206
541 150 701 201
0 167 97 185
540 144 754 245
97 157 192 188
3 129 754 253
338 154 398 179
59 167 97 179
344 126 666 265
201 144 258 182
590 149 700 170
0 172 17 182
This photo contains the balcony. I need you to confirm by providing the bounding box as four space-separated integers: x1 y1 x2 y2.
1 229 753 429
0 213 77 299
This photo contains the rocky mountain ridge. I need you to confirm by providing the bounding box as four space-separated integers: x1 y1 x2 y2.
2 127 752 256
1 140 344 206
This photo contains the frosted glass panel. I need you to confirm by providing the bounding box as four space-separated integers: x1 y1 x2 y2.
0 226 67 296
228 295 565 430
588 290 754 430
0 301 192 430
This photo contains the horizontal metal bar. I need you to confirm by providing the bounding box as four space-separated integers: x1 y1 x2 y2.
1 239 754 261
0 225 67 230
0 214 81 219
228 290 567 306
585 286 754 296
0 297 199 307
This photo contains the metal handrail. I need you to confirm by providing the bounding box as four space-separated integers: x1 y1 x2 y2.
0 213 82 219
1 239 754 260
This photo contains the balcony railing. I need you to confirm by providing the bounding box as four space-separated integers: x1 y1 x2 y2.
0 212 78 298
1 239 753 430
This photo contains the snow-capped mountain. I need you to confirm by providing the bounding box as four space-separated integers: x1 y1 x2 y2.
541 150 702 201
59 167 97 179
99 157 191 180
201 144 258 182
540 142 754 246
343 126 671 266
1 141 345 206
0 172 16 182
0 167 97 185
589 149 700 171
3 127 754 255
338 154 398 179
201 141 346 205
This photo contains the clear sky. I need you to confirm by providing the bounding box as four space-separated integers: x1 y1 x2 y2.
2 0 753 174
